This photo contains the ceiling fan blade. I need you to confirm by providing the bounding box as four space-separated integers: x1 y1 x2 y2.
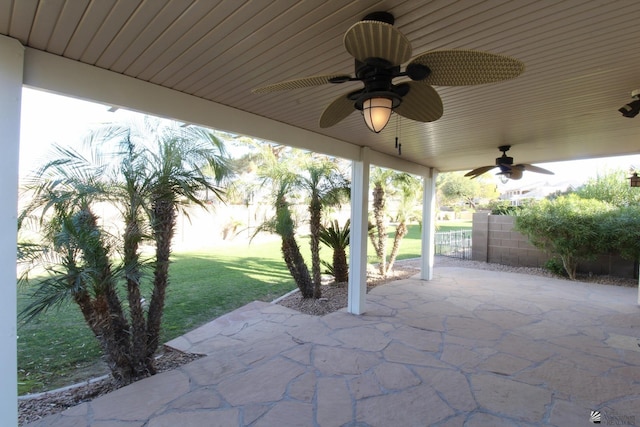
465 165 496 178
319 92 356 128
252 74 351 94
344 20 411 66
508 168 524 180
521 164 554 175
410 50 525 86
394 82 443 122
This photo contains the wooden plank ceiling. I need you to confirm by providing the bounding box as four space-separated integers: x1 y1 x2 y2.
2 0 640 173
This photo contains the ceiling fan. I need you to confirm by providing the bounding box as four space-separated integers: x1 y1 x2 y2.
465 145 554 182
252 11 525 133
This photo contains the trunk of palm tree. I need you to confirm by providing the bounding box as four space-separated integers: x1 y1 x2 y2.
275 192 314 297
386 221 408 274
282 235 314 298
371 183 387 276
74 208 136 384
123 218 152 377
309 195 322 298
333 246 349 283
145 198 175 365
73 291 130 384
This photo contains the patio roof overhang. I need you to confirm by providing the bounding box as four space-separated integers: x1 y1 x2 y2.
2 1 640 170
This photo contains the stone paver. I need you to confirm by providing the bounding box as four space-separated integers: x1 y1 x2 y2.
26 267 640 427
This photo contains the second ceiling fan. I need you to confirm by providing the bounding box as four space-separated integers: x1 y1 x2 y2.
465 146 554 182
252 11 525 133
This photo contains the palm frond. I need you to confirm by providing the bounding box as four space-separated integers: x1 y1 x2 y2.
19 274 79 323
318 219 350 249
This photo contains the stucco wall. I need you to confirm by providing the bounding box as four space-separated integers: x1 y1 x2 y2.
472 212 637 278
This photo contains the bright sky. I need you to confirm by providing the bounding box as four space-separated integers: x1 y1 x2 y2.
19 88 151 177
19 88 640 186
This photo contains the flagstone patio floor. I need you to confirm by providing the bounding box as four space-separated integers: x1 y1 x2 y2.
26 267 640 426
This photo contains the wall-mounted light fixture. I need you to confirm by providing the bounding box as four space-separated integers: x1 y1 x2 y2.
619 89 640 118
629 172 640 187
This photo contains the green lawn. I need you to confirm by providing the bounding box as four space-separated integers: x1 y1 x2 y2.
17 238 300 394
437 220 473 232
17 221 469 394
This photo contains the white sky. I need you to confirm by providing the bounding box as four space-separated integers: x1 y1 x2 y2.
19 88 640 186
19 88 151 176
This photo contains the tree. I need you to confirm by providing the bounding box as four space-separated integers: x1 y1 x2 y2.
254 145 315 297
256 177 315 297
18 145 134 382
368 168 422 277
574 168 640 207
254 146 348 298
142 126 230 363
514 194 613 279
297 157 349 297
18 121 231 385
437 172 499 210
601 206 640 260
386 174 422 273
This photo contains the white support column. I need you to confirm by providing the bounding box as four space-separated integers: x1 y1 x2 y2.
0 35 23 427
421 168 438 280
348 147 371 314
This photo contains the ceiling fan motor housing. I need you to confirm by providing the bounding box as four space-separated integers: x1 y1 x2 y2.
496 155 513 166
351 58 406 110
361 11 394 24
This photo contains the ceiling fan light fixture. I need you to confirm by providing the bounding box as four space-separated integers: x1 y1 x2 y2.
362 97 393 133
499 173 511 184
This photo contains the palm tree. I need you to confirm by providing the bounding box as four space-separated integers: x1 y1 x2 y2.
18 145 135 383
18 122 231 385
369 168 420 277
273 180 314 297
386 174 422 273
297 157 349 297
254 145 314 297
369 167 395 276
143 126 230 362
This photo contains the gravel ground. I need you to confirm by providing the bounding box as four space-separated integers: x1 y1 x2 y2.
18 256 637 425
18 348 203 426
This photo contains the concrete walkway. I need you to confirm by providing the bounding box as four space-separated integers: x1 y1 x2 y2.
26 267 640 426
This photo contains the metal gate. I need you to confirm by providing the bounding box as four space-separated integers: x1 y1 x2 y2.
434 229 472 260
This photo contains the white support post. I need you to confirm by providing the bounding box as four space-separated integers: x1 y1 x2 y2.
348 147 371 314
421 168 438 280
0 35 23 427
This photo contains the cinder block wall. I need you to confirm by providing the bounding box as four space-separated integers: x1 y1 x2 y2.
472 212 547 267
472 212 636 278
